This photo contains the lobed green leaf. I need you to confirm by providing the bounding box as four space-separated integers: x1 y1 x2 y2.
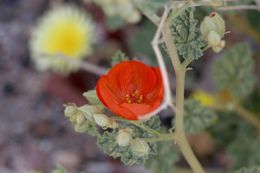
170 7 206 60
213 42 256 99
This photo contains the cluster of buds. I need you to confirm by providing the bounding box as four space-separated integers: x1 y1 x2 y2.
200 12 226 53
87 0 141 23
64 103 118 132
116 128 150 157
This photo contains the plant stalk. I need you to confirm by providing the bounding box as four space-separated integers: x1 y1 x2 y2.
161 13 206 173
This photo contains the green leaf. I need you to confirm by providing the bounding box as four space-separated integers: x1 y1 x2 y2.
97 116 162 166
183 99 218 133
145 142 179 173
170 7 206 60
234 166 260 173
106 16 125 30
97 130 149 166
128 21 157 62
83 90 101 105
228 133 260 170
121 116 161 138
209 112 240 147
111 50 129 66
212 42 256 99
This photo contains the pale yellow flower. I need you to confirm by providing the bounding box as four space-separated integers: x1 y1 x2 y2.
192 90 217 107
30 5 95 74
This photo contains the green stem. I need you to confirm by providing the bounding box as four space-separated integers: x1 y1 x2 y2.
161 8 206 173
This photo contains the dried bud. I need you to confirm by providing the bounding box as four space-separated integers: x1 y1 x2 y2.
130 138 149 157
64 104 78 118
116 129 133 147
200 12 225 39
93 114 110 128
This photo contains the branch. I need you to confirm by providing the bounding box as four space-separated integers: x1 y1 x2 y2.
218 4 260 11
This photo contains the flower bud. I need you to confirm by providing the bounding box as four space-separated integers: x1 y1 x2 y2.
76 113 85 124
110 120 119 129
116 129 132 147
93 114 110 128
78 105 98 121
130 138 149 157
207 31 225 53
200 12 225 39
207 30 221 47
64 104 78 118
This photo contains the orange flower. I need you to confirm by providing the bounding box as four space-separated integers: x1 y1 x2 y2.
96 61 164 120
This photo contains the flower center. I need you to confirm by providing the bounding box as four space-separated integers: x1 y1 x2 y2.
125 90 144 104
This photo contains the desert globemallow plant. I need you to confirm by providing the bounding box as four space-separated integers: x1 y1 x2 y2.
59 1 260 173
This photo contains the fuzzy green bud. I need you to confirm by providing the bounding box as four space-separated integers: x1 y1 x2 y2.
200 12 225 39
207 30 221 46
207 30 225 53
76 113 85 124
93 114 110 128
116 128 133 147
130 138 149 157
78 105 98 121
64 103 78 118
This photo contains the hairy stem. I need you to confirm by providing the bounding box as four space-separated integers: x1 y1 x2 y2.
174 68 206 173
161 10 206 173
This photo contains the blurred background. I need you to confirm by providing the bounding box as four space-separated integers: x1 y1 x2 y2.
0 0 259 173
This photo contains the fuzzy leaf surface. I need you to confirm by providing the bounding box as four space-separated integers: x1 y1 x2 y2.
183 99 218 133
213 42 256 99
145 142 179 173
170 7 206 60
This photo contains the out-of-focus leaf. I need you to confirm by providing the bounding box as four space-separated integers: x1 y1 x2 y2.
227 119 259 170
106 16 125 30
145 142 179 173
245 87 260 116
209 112 239 147
213 42 256 99
170 7 206 60
183 99 218 133
129 21 157 62
111 50 128 66
83 90 101 105
52 165 67 173
234 166 260 173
